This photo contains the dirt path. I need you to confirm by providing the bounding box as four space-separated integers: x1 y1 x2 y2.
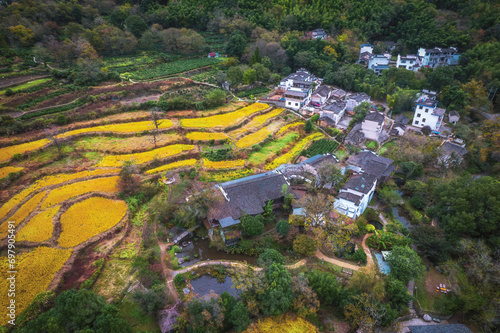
362 233 375 268
314 233 374 271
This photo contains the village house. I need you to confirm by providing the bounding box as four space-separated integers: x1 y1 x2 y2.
347 150 395 183
368 54 390 75
311 28 328 40
390 114 409 136
396 54 421 71
319 100 346 127
284 88 311 110
412 93 446 132
418 46 461 68
207 52 219 58
438 140 468 167
278 68 315 90
331 88 347 100
311 85 331 106
448 110 460 124
361 111 385 141
334 173 377 218
206 171 291 245
346 92 371 113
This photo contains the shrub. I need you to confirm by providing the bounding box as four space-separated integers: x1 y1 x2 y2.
174 274 185 288
409 195 426 210
293 235 317 256
275 219 290 237
257 249 284 267
304 120 313 133
132 284 167 315
353 248 367 264
241 215 264 237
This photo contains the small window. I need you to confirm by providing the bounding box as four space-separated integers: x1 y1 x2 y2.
417 113 421 118
288 101 291 105
295 103 298 106
422 118 426 122
425 108 429 112
419 106 423 109
415 121 419 125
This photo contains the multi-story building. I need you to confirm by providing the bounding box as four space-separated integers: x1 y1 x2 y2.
368 54 390 75
279 68 316 90
318 100 347 127
412 94 446 131
418 47 460 68
334 173 377 218
346 92 371 112
396 54 421 71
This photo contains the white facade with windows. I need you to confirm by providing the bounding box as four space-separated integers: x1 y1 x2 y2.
396 54 420 71
334 173 377 218
412 95 446 131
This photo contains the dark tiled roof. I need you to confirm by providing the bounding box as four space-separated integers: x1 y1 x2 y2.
285 90 307 98
347 151 394 181
348 92 370 102
313 85 331 97
395 114 409 125
433 107 446 116
364 111 385 125
338 192 363 205
449 110 460 118
442 142 467 156
343 173 377 194
211 172 289 221
332 88 347 97
408 324 472 333
219 217 241 228
323 100 347 114
300 154 337 168
319 116 335 125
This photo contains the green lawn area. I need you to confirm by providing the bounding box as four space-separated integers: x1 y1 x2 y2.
366 140 378 150
248 132 298 165
0 78 51 95
335 148 348 161
118 298 160 333
378 141 396 156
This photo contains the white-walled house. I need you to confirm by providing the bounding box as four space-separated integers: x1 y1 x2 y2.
368 55 390 75
362 111 385 141
418 47 460 68
319 100 346 127
284 88 311 110
279 68 314 90
412 95 446 131
360 44 374 55
346 92 371 112
311 85 331 106
396 54 421 71
448 111 460 124
334 173 377 218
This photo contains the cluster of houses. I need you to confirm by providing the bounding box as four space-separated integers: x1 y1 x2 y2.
359 43 461 75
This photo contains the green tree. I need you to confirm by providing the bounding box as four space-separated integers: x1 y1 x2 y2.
275 219 290 237
243 68 257 84
220 291 236 331
260 263 293 316
23 289 132 333
310 114 319 123
378 186 403 206
258 249 284 267
132 283 166 315
205 89 226 107
411 225 449 263
249 47 261 66
386 246 425 283
306 269 344 306
227 66 243 89
230 302 250 332
225 30 247 58
304 120 313 133
241 214 264 236
124 15 148 38
293 234 317 256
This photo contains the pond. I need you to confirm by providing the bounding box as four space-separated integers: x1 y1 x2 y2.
392 206 413 230
374 252 390 275
368 220 384 230
174 237 258 268
190 275 241 298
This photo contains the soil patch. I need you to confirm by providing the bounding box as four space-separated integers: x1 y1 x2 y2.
0 74 48 89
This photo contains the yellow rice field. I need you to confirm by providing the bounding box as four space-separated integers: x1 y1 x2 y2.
0 166 24 179
236 126 273 148
0 247 72 326
203 159 245 169
180 103 269 128
0 169 120 222
277 121 304 135
231 108 284 137
17 205 59 243
186 132 229 141
41 176 119 209
0 191 46 239
58 197 128 248
145 159 197 175
59 119 174 138
97 144 195 167
201 168 254 182
266 133 323 170
0 139 50 163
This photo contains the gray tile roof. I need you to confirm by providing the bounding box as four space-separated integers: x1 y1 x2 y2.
449 110 460 118
313 85 331 98
285 90 307 98
395 114 409 125
433 107 446 116
364 111 385 125
348 92 370 102
338 191 363 205
347 151 394 182
319 116 335 125
442 142 467 156
323 100 347 114
343 173 377 194
210 172 289 221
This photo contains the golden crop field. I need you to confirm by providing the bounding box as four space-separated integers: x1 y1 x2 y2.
0 139 50 163
180 103 269 128
186 132 229 141
0 247 72 326
0 166 24 179
203 159 245 169
40 176 119 209
235 126 273 148
277 121 304 135
145 159 197 175
200 168 254 182
59 119 174 138
97 144 195 167
17 205 60 243
58 197 128 248
266 133 323 170
0 169 120 221
230 108 284 137
0 191 46 239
